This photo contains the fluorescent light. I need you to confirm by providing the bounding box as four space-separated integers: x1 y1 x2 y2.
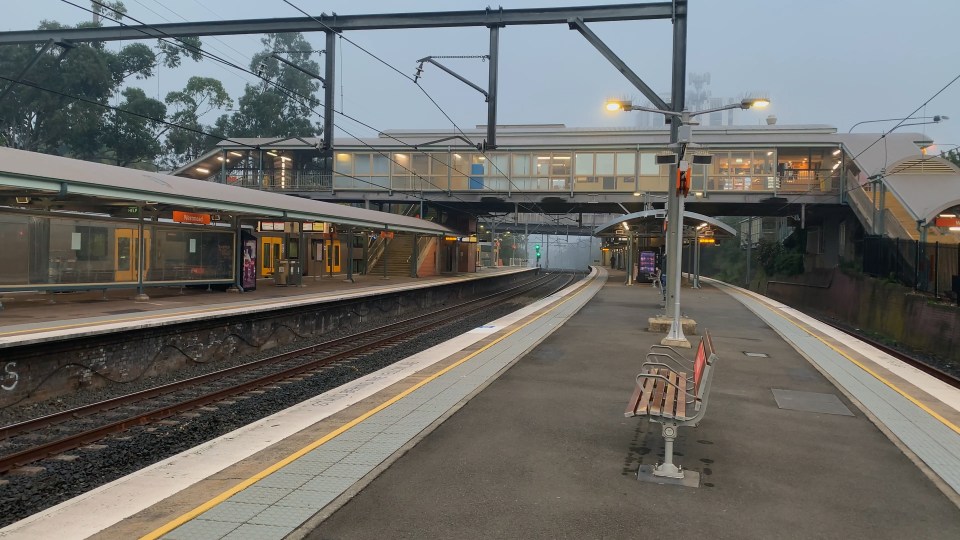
537 156 550 160
832 149 842 156
453 153 462 159
267 151 278 156
229 151 243 157
766 151 773 156
217 156 224 161
195 167 210 173
281 156 291 161
832 162 840 170
633 192 641 196
735 158 743 163
940 214 956 218
554 156 571 160
950 227 960 232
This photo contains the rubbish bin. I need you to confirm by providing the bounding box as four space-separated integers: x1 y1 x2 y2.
275 260 289 286
288 259 302 286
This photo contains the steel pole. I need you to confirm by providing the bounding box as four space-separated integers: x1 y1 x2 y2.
663 10 687 347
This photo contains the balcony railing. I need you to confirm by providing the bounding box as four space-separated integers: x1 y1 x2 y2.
206 168 840 197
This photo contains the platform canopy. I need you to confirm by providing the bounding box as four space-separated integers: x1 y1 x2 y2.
0 147 451 235
593 209 737 238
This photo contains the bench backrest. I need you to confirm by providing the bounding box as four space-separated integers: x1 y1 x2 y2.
693 335 708 397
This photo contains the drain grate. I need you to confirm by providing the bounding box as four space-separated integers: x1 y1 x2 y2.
743 351 769 358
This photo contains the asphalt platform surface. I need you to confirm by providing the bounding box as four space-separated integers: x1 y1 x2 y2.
307 272 960 539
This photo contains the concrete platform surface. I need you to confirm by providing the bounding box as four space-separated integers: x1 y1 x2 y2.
309 271 960 539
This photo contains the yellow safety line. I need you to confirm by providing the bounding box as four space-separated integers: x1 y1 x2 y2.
141 272 599 539
731 286 960 436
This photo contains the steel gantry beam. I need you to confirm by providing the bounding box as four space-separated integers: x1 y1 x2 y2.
0 3 682 44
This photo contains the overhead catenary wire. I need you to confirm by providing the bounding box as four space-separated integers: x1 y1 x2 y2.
64 1 497 219
0 73 485 219
78 0 547 220
277 0 546 216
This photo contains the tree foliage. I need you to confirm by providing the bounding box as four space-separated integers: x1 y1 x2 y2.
0 8 325 171
943 149 960 168
217 33 323 139
162 77 232 169
0 8 200 168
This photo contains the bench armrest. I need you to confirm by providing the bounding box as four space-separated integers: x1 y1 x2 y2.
645 352 693 373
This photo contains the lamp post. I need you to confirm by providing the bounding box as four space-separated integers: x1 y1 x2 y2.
606 97 769 346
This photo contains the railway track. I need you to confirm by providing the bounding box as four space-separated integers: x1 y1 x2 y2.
813 316 960 389
0 272 577 474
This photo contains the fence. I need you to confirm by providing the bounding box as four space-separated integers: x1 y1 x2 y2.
861 237 960 300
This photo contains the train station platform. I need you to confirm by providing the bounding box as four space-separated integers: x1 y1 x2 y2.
3 267 959 539
0 267 530 348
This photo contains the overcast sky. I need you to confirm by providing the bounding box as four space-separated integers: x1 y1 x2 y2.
5 0 960 153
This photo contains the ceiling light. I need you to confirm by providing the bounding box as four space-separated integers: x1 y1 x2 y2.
633 192 641 196
195 167 210 174
832 149 842 156
766 151 773 156
940 214 956 218
217 156 224 161
229 151 243 157
950 227 960 232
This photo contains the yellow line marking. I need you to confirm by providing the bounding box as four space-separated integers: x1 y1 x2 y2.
141 272 599 539
730 286 960 436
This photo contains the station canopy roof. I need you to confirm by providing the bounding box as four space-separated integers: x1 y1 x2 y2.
0 147 451 235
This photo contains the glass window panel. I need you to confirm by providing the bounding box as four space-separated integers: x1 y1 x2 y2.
596 153 615 175
551 153 571 176
0 214 29 285
392 153 412 174
334 153 352 175
512 154 532 176
575 153 594 176
639 153 660 176
354 153 371 175
452 152 471 175
411 154 429 176
486 154 510 178
369 154 388 175
616 153 635 175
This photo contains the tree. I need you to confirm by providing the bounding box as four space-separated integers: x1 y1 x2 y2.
99 87 166 167
943 149 960 168
0 5 202 165
218 33 323 139
162 76 233 169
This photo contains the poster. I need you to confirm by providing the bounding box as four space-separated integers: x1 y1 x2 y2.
241 231 257 291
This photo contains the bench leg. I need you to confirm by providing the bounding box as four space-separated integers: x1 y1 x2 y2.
652 423 684 479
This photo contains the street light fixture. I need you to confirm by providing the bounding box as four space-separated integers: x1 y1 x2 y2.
605 96 770 347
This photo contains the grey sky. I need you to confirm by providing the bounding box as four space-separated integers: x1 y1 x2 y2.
5 0 960 154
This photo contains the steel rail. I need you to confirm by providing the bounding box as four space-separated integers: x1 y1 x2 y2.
0 273 572 472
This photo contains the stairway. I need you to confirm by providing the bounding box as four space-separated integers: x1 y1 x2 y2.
368 235 415 276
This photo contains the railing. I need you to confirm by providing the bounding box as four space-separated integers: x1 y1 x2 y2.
217 169 332 191
862 237 959 299
207 168 842 198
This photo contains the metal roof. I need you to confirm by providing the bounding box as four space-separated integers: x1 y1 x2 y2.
593 210 737 236
0 146 451 235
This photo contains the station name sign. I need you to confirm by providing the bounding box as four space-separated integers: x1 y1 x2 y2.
172 211 211 225
934 217 960 228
